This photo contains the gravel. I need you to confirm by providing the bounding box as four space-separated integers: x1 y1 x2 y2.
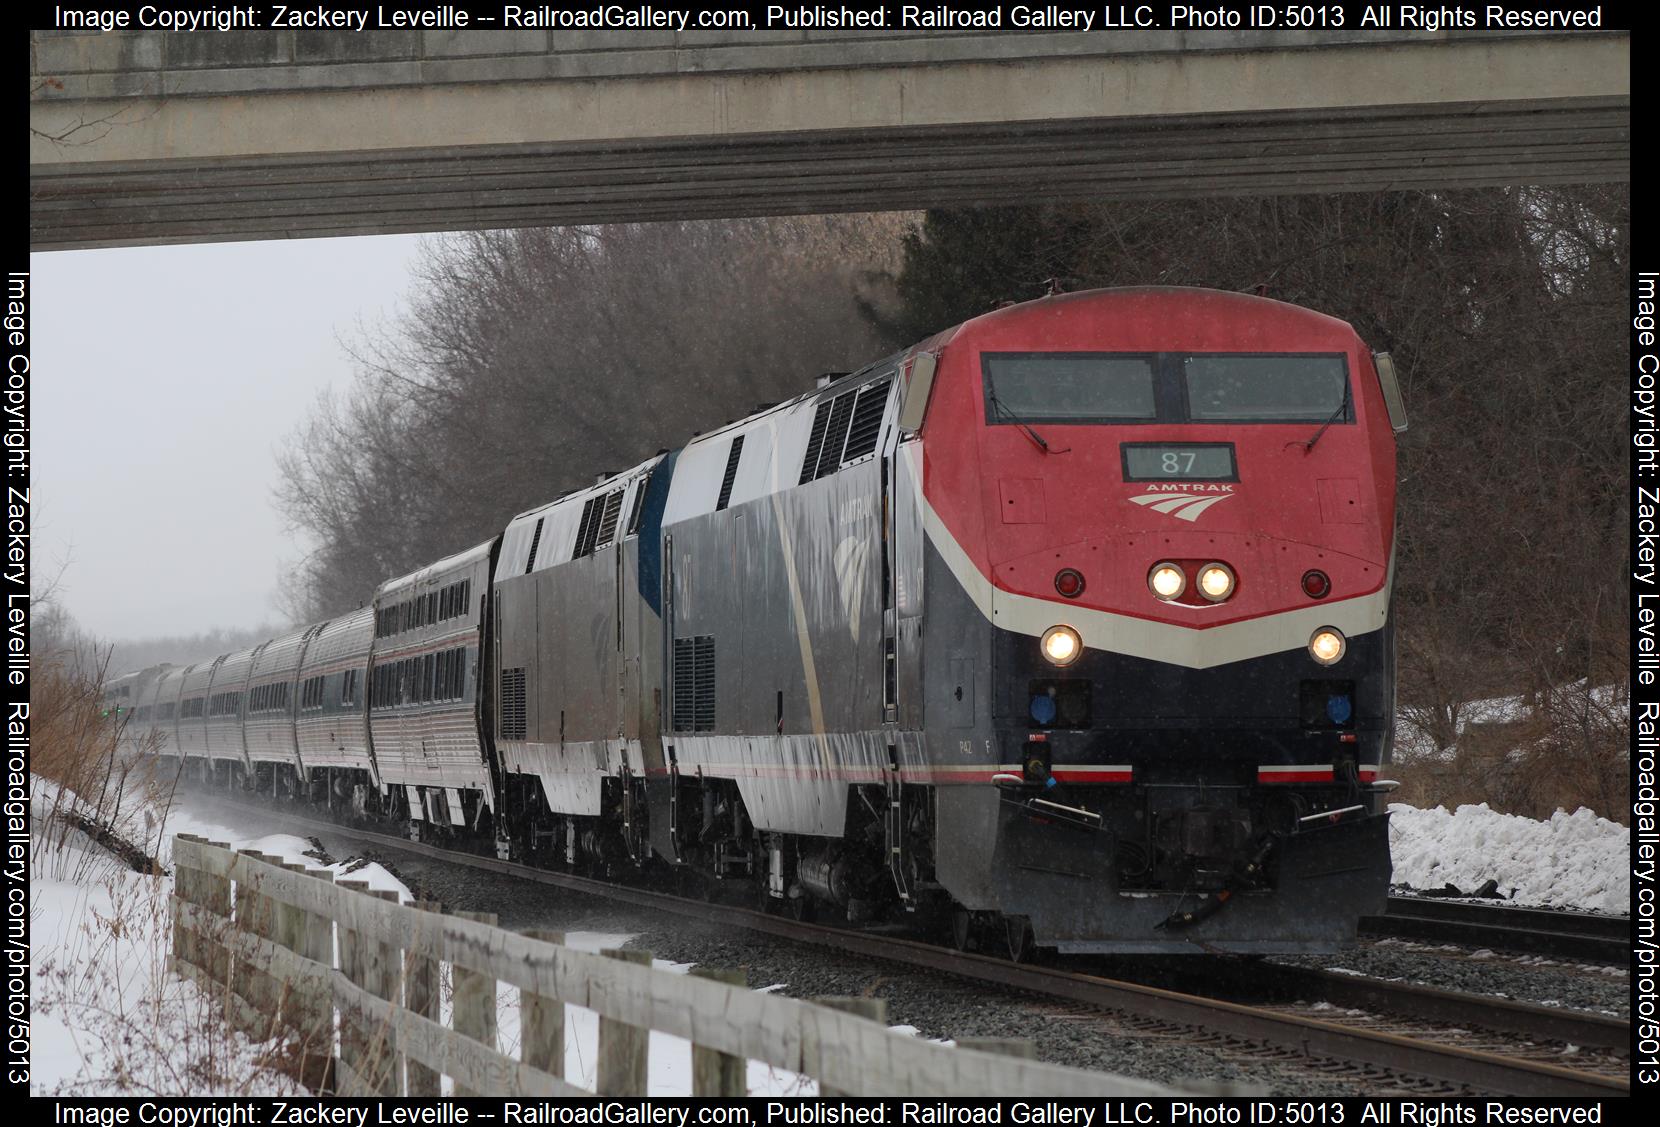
1270 938 1630 1019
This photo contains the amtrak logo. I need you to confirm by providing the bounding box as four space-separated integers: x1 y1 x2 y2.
1129 487 1235 523
833 535 869 643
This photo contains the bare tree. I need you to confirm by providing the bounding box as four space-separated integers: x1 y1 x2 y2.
277 214 908 620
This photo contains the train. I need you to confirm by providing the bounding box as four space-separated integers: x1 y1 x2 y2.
104 286 1409 957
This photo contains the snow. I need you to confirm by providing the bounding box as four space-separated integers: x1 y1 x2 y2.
469 930 816 1097
1394 683 1627 761
32 778 821 1095
31 782 311 1096
1388 802 1630 913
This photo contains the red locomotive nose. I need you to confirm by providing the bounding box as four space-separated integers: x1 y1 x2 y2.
1054 568 1086 598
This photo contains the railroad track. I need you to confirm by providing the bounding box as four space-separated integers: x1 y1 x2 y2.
1364 896 1630 964
186 797 1628 1098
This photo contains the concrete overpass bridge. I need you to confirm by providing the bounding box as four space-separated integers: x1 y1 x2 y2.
29 29 1629 250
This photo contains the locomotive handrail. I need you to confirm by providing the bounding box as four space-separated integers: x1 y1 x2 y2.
169 833 1187 1097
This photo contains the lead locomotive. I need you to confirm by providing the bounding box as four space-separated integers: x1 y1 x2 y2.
112 287 1405 956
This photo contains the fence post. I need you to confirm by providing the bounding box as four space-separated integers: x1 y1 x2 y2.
232 850 276 1038
272 863 312 1029
274 862 311 1080
200 841 234 994
597 948 652 1096
521 930 565 1083
369 889 404 1095
453 910 499 1098
813 997 888 1097
405 901 443 1097
689 968 746 1097
256 852 292 1038
299 866 336 1094
337 879 372 1095
170 834 201 979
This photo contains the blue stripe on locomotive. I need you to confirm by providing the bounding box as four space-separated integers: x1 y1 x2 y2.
635 449 680 615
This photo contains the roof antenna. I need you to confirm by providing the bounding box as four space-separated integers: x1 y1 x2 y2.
1255 283 1270 297
1042 277 1064 297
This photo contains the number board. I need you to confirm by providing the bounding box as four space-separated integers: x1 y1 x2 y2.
1121 443 1238 482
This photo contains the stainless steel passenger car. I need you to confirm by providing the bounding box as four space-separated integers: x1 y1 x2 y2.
368 539 497 830
295 607 375 778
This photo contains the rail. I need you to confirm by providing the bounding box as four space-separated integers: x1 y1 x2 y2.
168 834 1195 1098
1364 896 1629 963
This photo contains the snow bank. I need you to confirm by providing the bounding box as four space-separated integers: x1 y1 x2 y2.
1388 802 1629 913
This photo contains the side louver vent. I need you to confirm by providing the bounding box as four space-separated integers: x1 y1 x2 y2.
595 489 625 550
715 436 744 511
798 399 833 485
818 394 856 477
573 497 602 558
499 667 527 740
524 518 545 574
574 489 626 558
841 380 890 463
671 635 716 732
799 377 891 483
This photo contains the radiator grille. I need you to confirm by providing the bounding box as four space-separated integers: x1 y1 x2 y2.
672 635 716 732
500 667 527 741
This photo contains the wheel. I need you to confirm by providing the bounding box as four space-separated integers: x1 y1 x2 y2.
950 908 974 953
1004 916 1033 964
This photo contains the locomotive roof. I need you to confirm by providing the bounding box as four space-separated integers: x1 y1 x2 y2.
954 286 1358 345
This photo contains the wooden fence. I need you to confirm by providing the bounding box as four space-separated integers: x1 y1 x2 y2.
169 834 1207 1097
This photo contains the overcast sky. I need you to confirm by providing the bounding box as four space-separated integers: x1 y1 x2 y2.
32 235 425 641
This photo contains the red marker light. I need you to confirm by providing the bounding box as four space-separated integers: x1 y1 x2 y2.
1054 568 1085 598
1302 570 1331 599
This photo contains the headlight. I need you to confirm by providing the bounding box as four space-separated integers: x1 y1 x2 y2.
1309 627 1346 666
1041 625 1082 666
1197 563 1235 602
1148 563 1185 601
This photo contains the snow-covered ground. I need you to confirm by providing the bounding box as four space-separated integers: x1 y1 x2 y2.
1393 683 1626 761
32 779 829 1096
1388 802 1629 914
31 783 315 1095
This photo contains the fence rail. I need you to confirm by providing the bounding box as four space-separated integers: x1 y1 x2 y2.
169 834 1189 1097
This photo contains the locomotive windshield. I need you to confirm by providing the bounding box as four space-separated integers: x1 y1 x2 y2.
982 354 1157 423
1182 354 1349 422
982 352 1350 425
